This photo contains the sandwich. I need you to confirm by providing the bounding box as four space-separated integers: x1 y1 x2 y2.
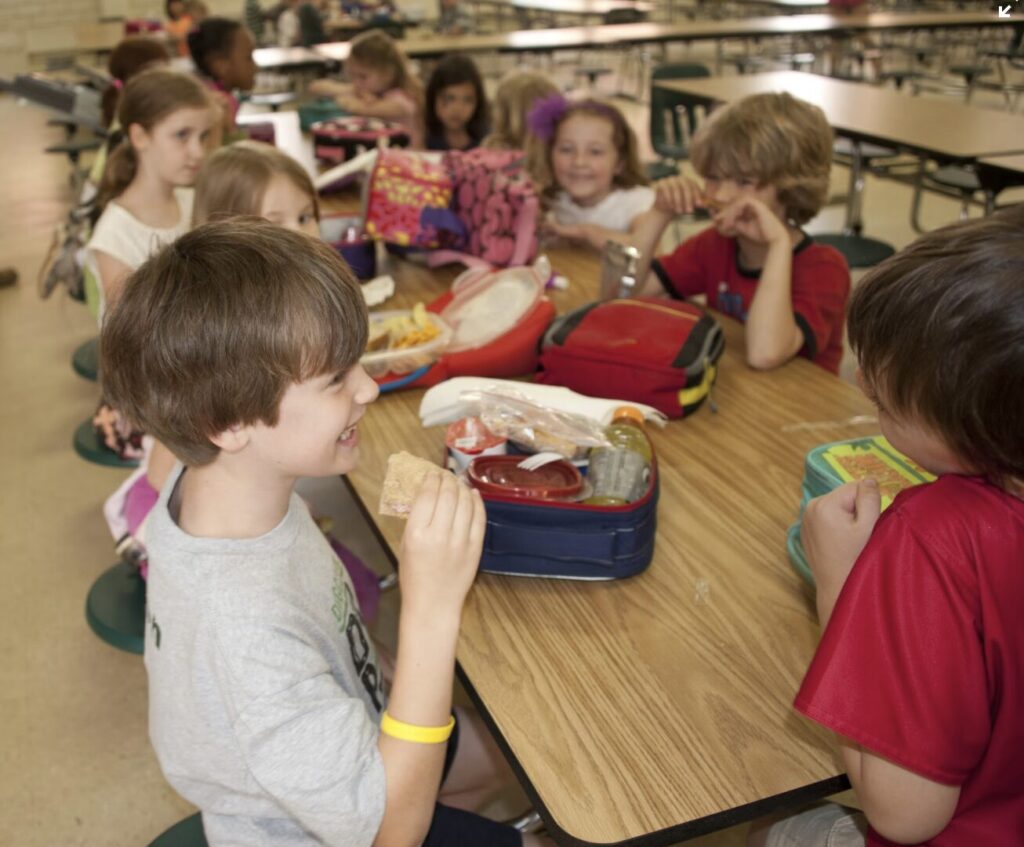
379 451 439 518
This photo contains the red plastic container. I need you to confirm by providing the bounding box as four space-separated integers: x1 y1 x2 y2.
467 455 582 502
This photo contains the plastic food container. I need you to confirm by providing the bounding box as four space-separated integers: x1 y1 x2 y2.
445 417 507 471
361 310 452 378
441 266 543 353
467 455 583 502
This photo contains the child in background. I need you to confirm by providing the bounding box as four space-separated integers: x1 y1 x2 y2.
85 68 212 477
88 36 171 194
436 0 472 35
751 209 1024 847
632 92 849 374
309 29 424 148
481 68 558 154
187 17 258 137
192 140 319 236
87 68 213 316
164 0 193 57
191 142 381 616
276 0 302 46
528 95 652 251
424 55 489 151
100 220 553 847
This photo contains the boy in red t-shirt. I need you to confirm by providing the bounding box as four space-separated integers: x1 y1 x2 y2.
633 92 850 374
750 209 1024 847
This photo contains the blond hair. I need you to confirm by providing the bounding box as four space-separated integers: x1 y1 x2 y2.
101 220 368 466
529 98 648 202
193 141 320 225
482 69 558 152
689 92 833 226
98 68 211 211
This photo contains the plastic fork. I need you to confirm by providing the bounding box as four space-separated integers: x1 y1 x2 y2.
516 451 566 471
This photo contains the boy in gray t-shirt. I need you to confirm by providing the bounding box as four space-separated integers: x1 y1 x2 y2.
101 221 551 847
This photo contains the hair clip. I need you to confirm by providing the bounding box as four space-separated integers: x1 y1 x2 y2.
112 78 124 91
527 93 569 143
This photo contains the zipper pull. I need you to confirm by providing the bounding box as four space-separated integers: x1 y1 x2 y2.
705 356 718 414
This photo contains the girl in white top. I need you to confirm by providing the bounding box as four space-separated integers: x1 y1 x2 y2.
87 67 215 320
529 95 654 252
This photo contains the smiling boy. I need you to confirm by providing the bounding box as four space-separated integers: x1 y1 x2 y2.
100 220 549 847
632 92 850 373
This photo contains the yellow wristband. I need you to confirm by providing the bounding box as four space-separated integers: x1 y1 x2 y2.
380 711 455 744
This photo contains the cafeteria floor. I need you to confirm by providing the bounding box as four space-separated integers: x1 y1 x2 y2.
2 44 1019 845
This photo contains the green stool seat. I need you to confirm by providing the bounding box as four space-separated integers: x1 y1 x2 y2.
645 160 680 181
149 813 208 847
73 418 140 469
85 561 146 654
813 233 895 269
71 337 99 381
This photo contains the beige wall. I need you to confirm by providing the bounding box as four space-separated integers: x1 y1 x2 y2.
2 0 434 74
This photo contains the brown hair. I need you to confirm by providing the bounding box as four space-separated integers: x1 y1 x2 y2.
482 69 558 153
98 68 211 211
529 98 648 202
848 206 1024 484
103 36 170 125
690 92 833 226
100 219 368 466
348 29 423 107
192 141 320 225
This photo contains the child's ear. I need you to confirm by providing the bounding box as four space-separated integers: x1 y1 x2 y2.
127 122 150 152
209 423 251 454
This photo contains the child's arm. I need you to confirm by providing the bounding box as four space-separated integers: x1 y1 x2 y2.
308 78 354 98
714 197 804 370
336 90 414 123
374 471 486 847
802 481 961 843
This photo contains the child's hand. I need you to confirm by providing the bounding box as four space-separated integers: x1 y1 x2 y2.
713 197 789 246
803 479 881 611
654 176 705 217
398 471 486 618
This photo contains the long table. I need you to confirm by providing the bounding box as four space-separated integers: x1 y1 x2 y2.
655 70 1024 163
312 10 1020 65
336 244 880 845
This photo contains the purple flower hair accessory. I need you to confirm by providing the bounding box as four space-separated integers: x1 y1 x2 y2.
527 93 569 142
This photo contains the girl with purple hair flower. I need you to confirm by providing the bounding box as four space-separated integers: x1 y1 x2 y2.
528 94 652 252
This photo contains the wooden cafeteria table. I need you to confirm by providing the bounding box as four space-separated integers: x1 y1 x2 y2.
338 244 878 845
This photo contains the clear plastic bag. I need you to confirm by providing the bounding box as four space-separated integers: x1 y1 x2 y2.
460 387 610 460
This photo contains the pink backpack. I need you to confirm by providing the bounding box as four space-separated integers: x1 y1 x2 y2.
431 149 540 268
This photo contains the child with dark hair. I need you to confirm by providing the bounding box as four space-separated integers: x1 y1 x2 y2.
102 36 171 126
100 219 552 847
187 16 258 134
750 207 1024 847
424 55 489 151
632 92 849 373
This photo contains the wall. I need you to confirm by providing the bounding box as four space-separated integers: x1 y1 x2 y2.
0 0 436 74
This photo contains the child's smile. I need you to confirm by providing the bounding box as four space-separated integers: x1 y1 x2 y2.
551 113 620 209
